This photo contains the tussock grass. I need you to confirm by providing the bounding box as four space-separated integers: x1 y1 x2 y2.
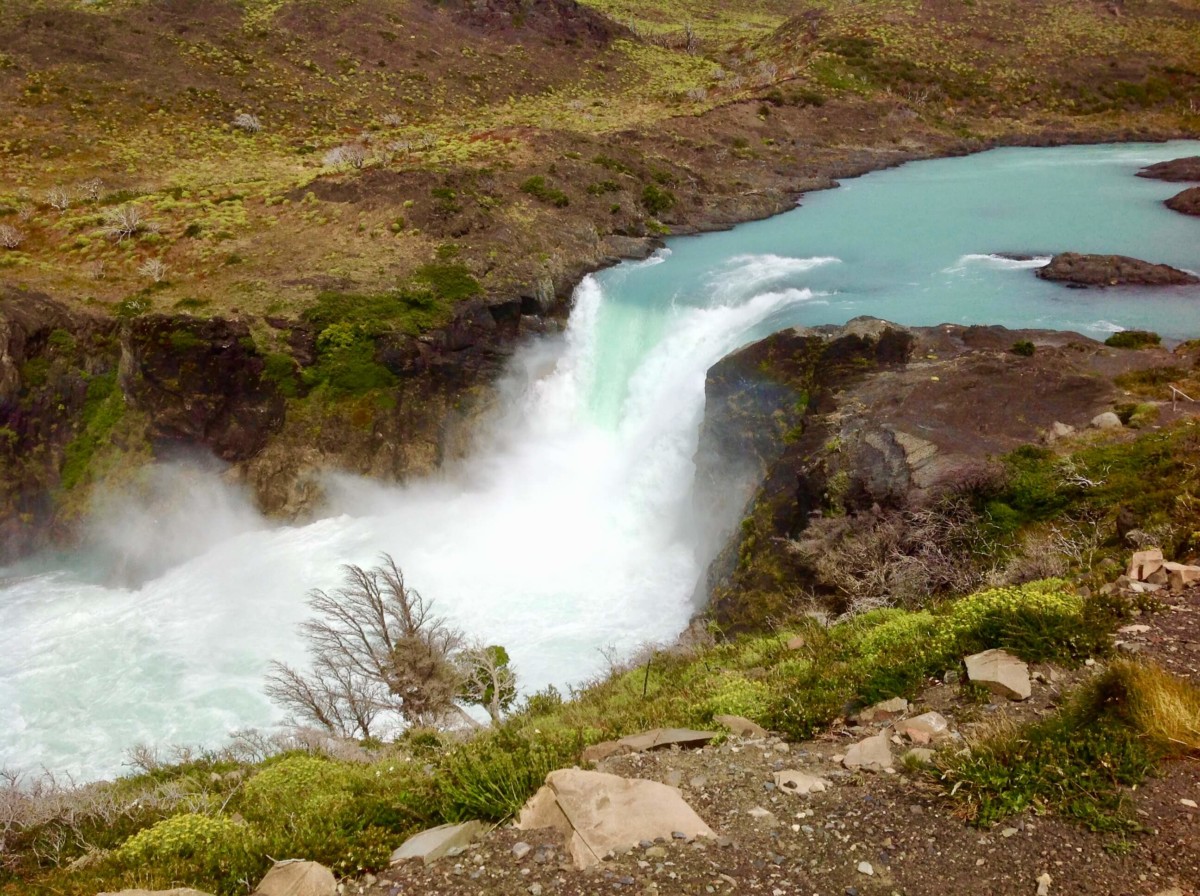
939 660 1200 832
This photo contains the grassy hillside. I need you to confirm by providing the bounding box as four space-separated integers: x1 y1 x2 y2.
0 0 1196 324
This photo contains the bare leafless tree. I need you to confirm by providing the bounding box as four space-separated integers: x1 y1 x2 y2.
137 258 168 283
266 554 488 738
103 204 157 242
232 112 262 133
45 187 71 211
323 143 369 169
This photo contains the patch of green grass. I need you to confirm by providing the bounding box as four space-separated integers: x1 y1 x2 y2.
59 374 123 490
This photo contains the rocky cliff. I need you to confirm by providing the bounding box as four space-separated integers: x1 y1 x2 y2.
695 318 1191 630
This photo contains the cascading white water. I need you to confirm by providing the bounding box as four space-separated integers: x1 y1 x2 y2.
6 140 1200 780
0 251 833 780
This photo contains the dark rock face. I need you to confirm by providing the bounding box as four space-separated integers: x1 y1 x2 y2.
1136 156 1200 182
122 316 285 461
697 320 1176 631
1035 252 1199 287
1166 186 1200 217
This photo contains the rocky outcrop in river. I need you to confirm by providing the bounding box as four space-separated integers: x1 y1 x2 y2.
1166 187 1200 217
1035 252 1199 287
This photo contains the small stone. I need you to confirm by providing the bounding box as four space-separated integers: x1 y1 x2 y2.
529 885 543 896
512 842 532 860
903 748 935 766
1181 798 1198 809
1036 872 1052 896
773 770 832 795
671 831 687 840
1091 411 1123 430
747 807 773 819
644 846 667 859
943 669 961 685
843 732 893 772
1000 827 1018 838
857 861 874 876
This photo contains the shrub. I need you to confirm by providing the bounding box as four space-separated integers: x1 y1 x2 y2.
520 175 569 208
640 184 676 216
116 813 255 882
0 223 24 249
1105 330 1161 349
437 731 578 822
1010 339 1035 356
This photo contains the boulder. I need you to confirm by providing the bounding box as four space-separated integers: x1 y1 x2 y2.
965 649 1031 700
253 862 336 896
773 770 832 795
617 728 718 752
516 768 714 869
1127 548 1165 581
843 732 893 772
1091 412 1123 430
1036 252 1199 288
713 714 768 738
894 711 951 745
854 696 908 724
1163 561 1200 590
1137 156 1200 182
390 821 486 866
581 740 630 763
1165 187 1200 217
1046 421 1075 442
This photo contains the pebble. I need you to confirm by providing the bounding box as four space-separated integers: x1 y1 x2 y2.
512 842 532 860
857 861 874 876
1182 799 1198 809
529 885 543 896
671 830 688 839
1001 827 1019 838
1036 872 1053 896
645 846 667 859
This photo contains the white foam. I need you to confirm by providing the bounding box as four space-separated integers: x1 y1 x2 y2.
943 253 1052 273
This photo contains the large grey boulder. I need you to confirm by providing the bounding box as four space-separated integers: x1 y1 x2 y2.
965 648 1031 700
842 732 893 772
253 861 336 896
390 821 486 866
516 768 714 868
617 728 718 752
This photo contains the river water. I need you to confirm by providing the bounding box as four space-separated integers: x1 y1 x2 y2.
2 141 1198 780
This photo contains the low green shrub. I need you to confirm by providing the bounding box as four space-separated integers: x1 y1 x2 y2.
520 175 569 207
1104 330 1161 349
1010 339 1035 356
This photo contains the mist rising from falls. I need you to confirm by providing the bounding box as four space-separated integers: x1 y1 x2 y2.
0 251 830 780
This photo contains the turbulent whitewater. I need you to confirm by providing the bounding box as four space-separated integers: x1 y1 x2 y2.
2 141 1199 779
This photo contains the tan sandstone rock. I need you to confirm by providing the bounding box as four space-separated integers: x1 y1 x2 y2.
253 861 337 896
965 648 1031 701
516 768 714 868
